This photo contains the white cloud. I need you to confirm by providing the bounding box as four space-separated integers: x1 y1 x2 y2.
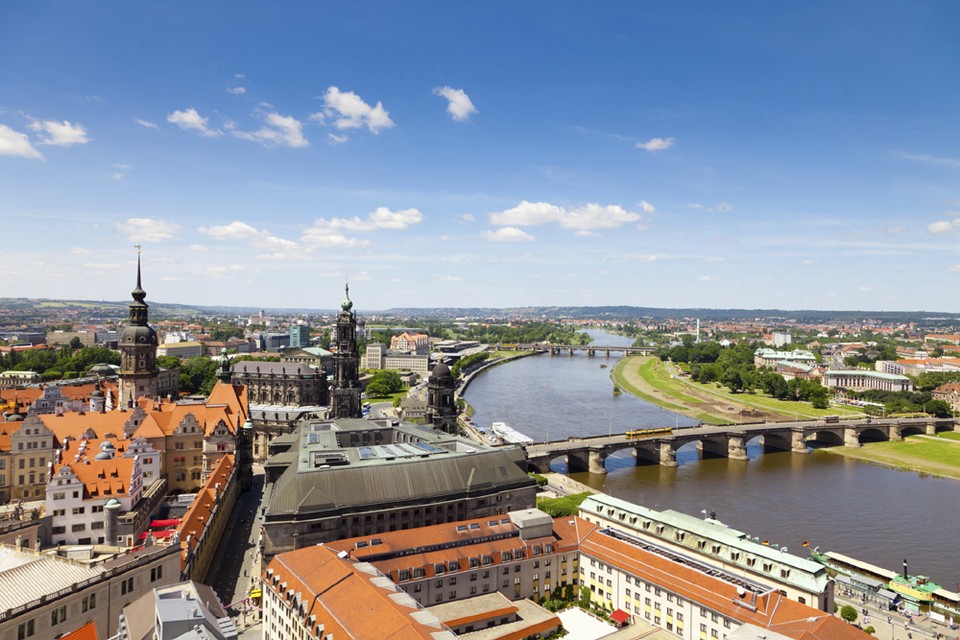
636 137 675 151
927 218 960 234
637 200 655 213
82 262 123 271
459 213 476 223
193 265 244 278
0 124 43 159
227 86 247 95
711 202 734 213
491 201 564 226
948 264 960 272
114 217 180 242
697 275 717 282
323 207 424 232
892 151 960 168
29 119 90 146
235 73 246 79
199 221 265 241
167 108 222 137
135 118 159 130
859 286 872 292
328 133 349 144
111 172 125 180
313 86 394 134
482 227 535 242
233 112 309 148
686 203 704 209
433 86 477 122
435 275 464 282
69 247 92 255
490 200 642 231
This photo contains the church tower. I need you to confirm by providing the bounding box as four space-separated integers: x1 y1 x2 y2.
118 249 159 408
425 362 458 433
329 283 362 418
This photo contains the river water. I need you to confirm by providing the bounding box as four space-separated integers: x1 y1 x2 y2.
463 330 960 588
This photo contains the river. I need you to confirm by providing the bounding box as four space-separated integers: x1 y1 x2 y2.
463 329 960 589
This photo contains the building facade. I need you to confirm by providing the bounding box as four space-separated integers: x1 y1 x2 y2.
425 362 457 433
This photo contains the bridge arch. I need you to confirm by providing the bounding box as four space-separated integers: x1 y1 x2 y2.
858 427 889 444
806 429 844 448
899 425 925 438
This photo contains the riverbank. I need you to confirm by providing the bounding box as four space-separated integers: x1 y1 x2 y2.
818 433 960 481
456 350 540 396
611 355 868 425
610 356 749 424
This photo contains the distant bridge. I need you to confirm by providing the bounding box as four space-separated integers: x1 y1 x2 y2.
524 417 958 474
514 343 656 357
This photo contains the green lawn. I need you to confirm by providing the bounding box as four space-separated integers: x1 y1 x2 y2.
611 358 733 424
936 431 960 441
821 434 960 480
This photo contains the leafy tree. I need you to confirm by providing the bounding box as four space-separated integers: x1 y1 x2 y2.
925 399 952 417
366 370 403 397
157 355 183 370
69 337 82 349
839 605 858 623
179 356 218 395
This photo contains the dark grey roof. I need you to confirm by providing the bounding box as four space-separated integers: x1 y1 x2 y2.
266 447 533 518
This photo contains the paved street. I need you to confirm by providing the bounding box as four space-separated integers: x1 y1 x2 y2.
833 592 956 640
210 463 266 632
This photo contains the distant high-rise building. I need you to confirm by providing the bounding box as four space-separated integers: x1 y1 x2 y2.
329 284 362 419
119 250 158 407
289 323 310 349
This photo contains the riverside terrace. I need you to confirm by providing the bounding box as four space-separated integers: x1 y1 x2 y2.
524 416 958 474
514 343 656 356
259 417 538 559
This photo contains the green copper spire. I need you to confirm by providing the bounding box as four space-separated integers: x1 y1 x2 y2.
341 282 353 311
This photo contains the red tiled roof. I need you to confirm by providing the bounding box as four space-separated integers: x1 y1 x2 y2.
60 620 98 640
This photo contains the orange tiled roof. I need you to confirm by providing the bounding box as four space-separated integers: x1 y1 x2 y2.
53 455 136 499
60 620 98 640
265 545 446 639
177 454 235 567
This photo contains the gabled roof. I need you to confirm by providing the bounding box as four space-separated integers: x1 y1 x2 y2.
52 455 136 500
178 455 235 568
265 545 453 639
60 620 99 640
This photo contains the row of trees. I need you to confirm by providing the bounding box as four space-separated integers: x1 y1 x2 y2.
0 345 120 380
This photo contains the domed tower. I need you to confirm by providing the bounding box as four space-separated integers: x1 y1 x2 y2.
426 362 458 433
119 249 159 408
215 347 232 383
329 283 362 419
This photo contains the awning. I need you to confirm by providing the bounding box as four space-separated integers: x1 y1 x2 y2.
249 588 262 599
611 609 630 625
150 519 180 528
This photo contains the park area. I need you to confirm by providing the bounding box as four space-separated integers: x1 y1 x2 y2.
611 356 865 425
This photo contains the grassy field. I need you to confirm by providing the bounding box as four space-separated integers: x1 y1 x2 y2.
611 357 734 424
612 356 866 425
820 433 960 480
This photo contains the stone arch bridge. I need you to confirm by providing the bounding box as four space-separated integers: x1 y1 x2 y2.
524 417 957 475
514 344 656 357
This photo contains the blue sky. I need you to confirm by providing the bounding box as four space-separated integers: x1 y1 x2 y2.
2 2 959 312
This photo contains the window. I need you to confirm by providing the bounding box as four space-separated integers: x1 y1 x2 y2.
82 593 96 612
50 606 67 625
91 521 104 530
17 619 34 639
120 577 134 595
151 566 163 582
53 492 65 501
71 523 86 532
72 506 85 515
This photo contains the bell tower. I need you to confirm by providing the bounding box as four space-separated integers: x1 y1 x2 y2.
118 247 159 408
329 283 362 419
